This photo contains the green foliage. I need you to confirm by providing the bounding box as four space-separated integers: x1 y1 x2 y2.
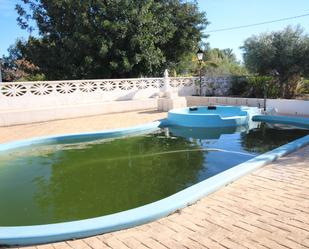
13 0 208 80
18 73 46 82
242 26 309 98
295 78 309 95
231 75 280 98
202 48 247 76
174 47 246 77
230 76 248 96
1 41 45 82
304 79 309 94
247 75 280 98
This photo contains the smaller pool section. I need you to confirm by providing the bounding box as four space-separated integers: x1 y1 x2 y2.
168 105 261 127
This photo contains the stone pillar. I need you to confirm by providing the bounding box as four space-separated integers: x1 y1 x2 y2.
162 69 171 93
157 69 187 111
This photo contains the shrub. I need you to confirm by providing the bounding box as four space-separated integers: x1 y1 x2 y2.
231 75 280 98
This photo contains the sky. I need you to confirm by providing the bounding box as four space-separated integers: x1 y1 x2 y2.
0 0 309 61
199 0 309 60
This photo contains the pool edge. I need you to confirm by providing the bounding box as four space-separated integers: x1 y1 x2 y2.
0 115 309 246
0 121 162 152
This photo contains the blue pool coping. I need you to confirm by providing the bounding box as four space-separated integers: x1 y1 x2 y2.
253 114 309 129
0 115 309 246
0 121 161 152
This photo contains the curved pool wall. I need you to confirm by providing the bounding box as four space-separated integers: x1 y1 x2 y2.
0 121 161 152
1 115 309 246
253 115 309 129
168 106 261 127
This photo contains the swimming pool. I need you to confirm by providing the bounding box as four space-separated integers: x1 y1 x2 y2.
0 115 309 245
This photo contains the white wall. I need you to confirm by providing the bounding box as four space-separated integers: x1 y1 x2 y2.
1 76 308 126
267 99 309 116
0 77 196 111
0 77 196 126
0 99 158 127
186 96 265 108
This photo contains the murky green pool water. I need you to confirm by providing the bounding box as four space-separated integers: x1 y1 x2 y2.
0 122 307 226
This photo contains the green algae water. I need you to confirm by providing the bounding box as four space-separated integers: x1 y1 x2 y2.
0 122 307 226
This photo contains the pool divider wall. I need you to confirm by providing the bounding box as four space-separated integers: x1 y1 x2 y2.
1 115 309 246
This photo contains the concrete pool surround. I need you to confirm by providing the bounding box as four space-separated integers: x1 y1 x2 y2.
0 113 309 246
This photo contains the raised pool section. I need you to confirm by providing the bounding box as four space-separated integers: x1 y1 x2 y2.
168 106 261 127
0 114 309 246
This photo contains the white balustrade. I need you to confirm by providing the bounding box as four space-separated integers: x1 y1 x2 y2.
0 75 308 126
0 77 197 110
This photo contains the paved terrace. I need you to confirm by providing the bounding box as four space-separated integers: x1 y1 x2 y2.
1 109 308 249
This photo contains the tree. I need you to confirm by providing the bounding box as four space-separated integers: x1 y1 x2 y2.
201 48 246 76
1 42 44 82
242 26 309 98
13 0 208 80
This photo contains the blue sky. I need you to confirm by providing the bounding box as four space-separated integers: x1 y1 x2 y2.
0 0 309 60
200 0 309 60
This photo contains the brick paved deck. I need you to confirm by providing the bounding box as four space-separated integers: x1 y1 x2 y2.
1 110 308 249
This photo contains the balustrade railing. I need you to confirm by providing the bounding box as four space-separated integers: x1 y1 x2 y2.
0 77 199 98
0 77 197 110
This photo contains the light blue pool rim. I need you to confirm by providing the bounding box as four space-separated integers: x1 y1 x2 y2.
0 121 161 152
0 115 309 246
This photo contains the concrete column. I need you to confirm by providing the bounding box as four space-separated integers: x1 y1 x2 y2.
162 69 170 92
157 69 187 111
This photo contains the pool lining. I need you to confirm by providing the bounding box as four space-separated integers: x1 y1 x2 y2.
0 115 308 246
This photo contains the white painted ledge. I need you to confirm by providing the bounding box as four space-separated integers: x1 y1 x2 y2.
0 99 158 127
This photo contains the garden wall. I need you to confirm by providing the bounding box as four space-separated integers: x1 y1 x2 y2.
0 77 196 126
186 96 265 108
0 77 196 110
0 76 308 126
267 99 309 116
200 76 233 96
